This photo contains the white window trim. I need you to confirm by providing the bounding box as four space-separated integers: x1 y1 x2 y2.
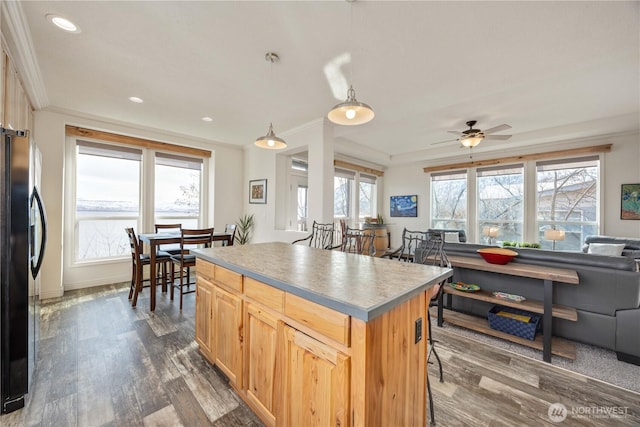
428 156 601 245
62 135 209 290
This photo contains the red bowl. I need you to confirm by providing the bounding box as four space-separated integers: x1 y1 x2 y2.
477 248 518 265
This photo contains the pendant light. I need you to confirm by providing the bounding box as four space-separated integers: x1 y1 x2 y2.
255 52 287 150
328 0 374 126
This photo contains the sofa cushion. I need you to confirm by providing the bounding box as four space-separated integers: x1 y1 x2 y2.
444 232 460 243
588 243 626 257
428 229 467 243
583 235 640 258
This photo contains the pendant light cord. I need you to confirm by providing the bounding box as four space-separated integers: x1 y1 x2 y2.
349 0 354 86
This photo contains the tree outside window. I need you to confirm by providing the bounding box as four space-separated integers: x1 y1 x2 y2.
536 157 598 251
431 171 467 230
477 165 524 244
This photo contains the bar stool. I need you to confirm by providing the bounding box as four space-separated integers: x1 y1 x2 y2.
415 231 451 426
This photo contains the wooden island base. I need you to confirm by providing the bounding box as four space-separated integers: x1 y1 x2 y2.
193 243 452 427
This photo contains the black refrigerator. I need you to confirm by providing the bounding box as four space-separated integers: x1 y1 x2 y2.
0 128 47 413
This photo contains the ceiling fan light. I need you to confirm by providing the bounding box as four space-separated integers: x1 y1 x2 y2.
255 123 287 150
328 85 375 126
460 135 483 148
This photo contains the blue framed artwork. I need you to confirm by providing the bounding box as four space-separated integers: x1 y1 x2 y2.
390 195 417 217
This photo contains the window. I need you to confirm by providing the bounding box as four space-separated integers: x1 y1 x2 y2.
430 171 467 230
288 157 308 231
75 141 141 261
155 152 203 229
477 165 523 244
334 168 377 226
358 173 377 220
334 168 355 220
536 157 599 251
72 140 207 264
427 155 601 249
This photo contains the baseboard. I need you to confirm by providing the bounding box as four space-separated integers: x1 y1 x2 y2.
616 351 640 366
64 274 129 291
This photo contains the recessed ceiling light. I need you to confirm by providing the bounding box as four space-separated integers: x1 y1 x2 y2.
46 14 81 33
128 96 144 103
201 117 213 122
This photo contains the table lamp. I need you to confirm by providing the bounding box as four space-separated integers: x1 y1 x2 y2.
482 226 499 245
544 229 565 251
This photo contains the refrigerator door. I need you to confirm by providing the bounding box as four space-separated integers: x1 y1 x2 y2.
1 129 31 413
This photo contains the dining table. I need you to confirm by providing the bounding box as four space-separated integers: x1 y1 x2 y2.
137 231 233 311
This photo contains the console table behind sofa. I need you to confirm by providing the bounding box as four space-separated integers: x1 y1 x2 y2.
425 242 640 366
438 255 578 362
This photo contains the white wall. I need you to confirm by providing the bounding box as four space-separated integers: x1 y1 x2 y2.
33 109 244 298
382 132 640 248
243 119 336 245
600 133 640 237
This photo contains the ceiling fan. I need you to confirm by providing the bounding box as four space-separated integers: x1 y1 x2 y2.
432 120 512 148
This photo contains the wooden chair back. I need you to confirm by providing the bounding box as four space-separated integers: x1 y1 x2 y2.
125 227 142 260
155 223 182 253
224 223 237 246
179 228 215 255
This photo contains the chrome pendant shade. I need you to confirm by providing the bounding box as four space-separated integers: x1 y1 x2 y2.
255 52 287 150
255 122 287 150
327 85 375 126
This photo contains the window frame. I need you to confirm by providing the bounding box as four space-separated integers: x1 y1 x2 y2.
65 136 208 268
428 155 602 246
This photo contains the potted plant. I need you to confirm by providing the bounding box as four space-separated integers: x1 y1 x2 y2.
235 214 255 245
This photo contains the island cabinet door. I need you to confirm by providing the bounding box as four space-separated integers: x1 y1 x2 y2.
243 303 278 427
276 324 350 427
213 286 243 388
195 275 214 360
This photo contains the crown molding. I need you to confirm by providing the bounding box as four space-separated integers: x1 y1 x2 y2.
2 0 49 109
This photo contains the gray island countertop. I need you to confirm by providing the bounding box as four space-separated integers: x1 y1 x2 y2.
193 242 452 321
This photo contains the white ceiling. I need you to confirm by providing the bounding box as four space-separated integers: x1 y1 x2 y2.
16 1 640 165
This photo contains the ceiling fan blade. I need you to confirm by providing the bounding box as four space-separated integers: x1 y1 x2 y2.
483 134 512 141
483 124 512 134
432 139 458 146
447 130 464 135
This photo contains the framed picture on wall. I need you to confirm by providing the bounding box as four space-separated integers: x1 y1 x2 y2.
390 195 417 217
621 183 640 220
249 179 267 204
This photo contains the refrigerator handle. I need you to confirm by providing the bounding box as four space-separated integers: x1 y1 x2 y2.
30 186 47 279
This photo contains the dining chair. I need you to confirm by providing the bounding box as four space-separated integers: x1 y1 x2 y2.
415 231 450 426
170 227 215 309
383 228 429 261
125 227 172 308
155 223 182 287
223 223 237 246
155 223 182 254
292 220 340 250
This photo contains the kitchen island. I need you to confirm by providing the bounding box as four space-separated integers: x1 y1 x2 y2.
192 242 452 427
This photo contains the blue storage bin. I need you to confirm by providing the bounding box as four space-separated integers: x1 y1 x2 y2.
487 305 540 340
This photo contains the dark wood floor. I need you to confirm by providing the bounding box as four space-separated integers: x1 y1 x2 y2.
3 282 639 426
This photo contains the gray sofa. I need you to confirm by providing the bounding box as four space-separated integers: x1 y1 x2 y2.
432 242 640 365
582 235 640 259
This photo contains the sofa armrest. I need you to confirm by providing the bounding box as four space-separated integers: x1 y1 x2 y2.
616 308 640 361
